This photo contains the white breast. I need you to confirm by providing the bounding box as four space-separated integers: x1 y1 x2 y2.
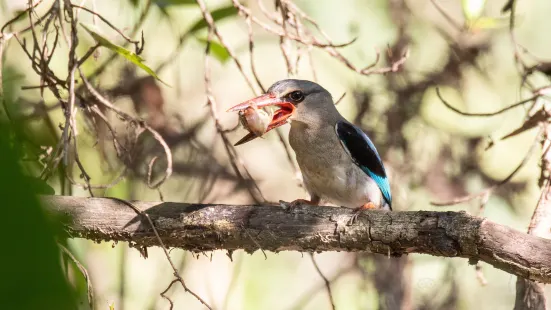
289 122 382 208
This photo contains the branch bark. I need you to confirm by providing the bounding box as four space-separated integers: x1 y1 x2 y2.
42 195 551 283
515 124 551 310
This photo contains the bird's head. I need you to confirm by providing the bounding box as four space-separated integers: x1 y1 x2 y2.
228 79 334 145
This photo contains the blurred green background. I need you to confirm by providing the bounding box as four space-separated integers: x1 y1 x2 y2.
1 0 550 309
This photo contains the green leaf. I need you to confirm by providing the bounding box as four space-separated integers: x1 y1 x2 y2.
80 23 170 86
188 6 238 34
466 16 509 31
24 176 56 195
0 123 76 309
196 38 230 63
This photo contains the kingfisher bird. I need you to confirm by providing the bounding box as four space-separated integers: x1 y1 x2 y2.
228 79 392 211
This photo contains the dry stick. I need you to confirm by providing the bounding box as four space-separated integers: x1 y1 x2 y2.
144 124 173 189
232 0 407 76
429 0 465 32
70 5 140 46
18 3 75 182
160 279 178 310
515 124 551 310
277 2 295 76
291 264 357 310
0 0 46 34
64 4 96 196
59 244 94 310
436 87 538 117
282 0 336 46
246 2 302 189
307 45 318 82
89 105 126 157
79 71 133 120
232 0 354 48
80 69 173 190
432 127 543 206
87 0 152 80
245 16 265 93
11 11 73 182
506 0 529 73
110 197 213 310
195 0 257 95
203 26 265 202
309 253 336 310
334 92 346 105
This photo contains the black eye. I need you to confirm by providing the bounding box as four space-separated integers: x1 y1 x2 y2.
288 91 305 103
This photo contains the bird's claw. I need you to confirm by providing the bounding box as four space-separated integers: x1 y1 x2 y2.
347 202 376 225
279 199 315 211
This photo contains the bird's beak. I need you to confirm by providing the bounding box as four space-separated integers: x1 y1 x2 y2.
227 94 296 145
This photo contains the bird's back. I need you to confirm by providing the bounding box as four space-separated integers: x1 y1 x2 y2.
289 120 386 208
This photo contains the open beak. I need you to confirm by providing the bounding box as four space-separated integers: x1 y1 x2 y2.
227 94 296 146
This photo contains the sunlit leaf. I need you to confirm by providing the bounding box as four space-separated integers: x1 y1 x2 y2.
461 0 486 21
80 23 169 86
196 38 230 63
467 16 509 31
188 6 238 33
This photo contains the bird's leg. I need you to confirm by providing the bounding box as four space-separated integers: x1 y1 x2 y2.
348 202 376 225
279 194 320 211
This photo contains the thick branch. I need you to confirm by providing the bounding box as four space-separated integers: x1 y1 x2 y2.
42 196 551 283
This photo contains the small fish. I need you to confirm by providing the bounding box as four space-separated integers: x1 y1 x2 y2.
238 106 273 137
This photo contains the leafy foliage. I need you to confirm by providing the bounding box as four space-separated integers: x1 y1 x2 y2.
80 23 169 86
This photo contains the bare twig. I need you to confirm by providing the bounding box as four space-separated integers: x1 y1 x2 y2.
291 263 357 310
196 0 257 94
71 4 142 53
515 123 551 309
436 87 538 117
109 197 212 310
59 244 94 310
309 253 336 310
203 26 265 202
432 127 543 206
0 0 46 35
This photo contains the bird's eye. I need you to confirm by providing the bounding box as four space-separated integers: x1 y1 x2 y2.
288 91 305 103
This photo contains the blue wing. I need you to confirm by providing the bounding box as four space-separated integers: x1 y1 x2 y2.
335 121 392 209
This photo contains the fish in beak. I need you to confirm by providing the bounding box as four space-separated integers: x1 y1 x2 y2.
227 94 296 145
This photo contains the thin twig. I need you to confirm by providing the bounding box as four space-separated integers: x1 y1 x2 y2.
309 253 336 310
432 126 543 206
196 0 257 94
110 197 213 310
436 87 538 117
59 244 94 310
203 26 265 203
71 4 142 50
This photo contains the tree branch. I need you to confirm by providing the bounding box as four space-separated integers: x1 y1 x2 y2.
42 195 551 283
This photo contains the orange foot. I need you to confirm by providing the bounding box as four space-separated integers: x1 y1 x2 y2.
279 198 319 211
358 202 377 210
348 202 376 225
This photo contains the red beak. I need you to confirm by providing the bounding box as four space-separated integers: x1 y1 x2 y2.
227 94 296 146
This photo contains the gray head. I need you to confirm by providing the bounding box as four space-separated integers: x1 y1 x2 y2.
227 79 340 143
266 79 338 125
